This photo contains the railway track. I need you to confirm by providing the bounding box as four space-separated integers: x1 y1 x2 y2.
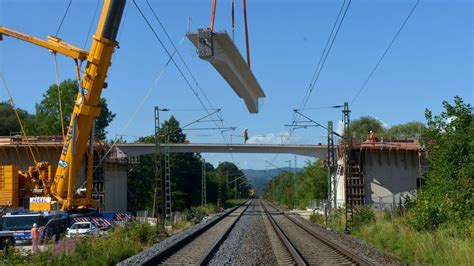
261 199 371 266
147 199 252 265
131 199 380 265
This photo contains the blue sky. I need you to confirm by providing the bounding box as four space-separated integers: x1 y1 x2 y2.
1 0 472 170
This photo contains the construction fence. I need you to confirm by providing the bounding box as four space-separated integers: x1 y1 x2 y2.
309 191 416 213
136 210 187 226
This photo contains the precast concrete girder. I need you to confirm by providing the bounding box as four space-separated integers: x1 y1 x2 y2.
114 143 328 158
187 29 265 113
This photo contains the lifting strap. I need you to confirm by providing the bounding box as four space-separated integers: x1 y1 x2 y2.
208 0 251 67
210 0 217 32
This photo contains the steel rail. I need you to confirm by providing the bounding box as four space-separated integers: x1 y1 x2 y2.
264 200 371 266
143 199 251 265
261 200 307 266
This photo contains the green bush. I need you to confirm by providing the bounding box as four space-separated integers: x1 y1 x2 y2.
189 204 218 223
353 206 375 228
327 207 346 232
409 97 473 233
309 213 325 225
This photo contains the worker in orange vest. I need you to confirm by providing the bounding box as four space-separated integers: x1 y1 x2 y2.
369 130 375 145
31 223 40 252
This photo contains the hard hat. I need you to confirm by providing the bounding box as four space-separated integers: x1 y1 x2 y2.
33 223 37 228
370 130 373 133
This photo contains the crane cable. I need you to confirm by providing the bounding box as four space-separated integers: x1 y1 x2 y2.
231 0 235 40
242 0 251 68
53 54 66 143
0 73 38 165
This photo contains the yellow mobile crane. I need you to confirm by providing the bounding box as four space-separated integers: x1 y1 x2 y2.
0 0 126 211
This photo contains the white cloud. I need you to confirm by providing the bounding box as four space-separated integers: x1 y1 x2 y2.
375 117 390 129
246 131 302 144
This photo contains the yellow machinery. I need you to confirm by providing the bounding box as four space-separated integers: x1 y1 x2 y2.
0 0 126 211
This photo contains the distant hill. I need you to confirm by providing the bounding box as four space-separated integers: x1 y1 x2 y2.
243 167 303 196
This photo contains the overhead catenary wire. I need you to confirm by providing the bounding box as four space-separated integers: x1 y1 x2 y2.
298 105 344 111
350 0 420 106
92 36 185 174
55 0 73 37
141 0 239 164
272 0 351 165
144 0 228 128
158 108 220 112
292 0 351 129
286 0 351 145
83 0 101 49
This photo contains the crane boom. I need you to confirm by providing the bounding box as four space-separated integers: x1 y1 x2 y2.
53 0 126 210
0 26 88 61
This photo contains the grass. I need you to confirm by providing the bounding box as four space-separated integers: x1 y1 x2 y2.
6 222 157 265
4 200 261 265
224 198 246 209
311 209 473 265
352 213 473 265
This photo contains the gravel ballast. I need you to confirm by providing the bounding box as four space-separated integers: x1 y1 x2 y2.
209 200 279 265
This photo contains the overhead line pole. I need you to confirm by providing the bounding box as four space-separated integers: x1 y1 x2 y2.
342 102 353 233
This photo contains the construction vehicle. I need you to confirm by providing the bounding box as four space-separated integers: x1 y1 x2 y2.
0 0 126 211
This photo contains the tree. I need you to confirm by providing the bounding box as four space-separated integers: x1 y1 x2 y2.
34 79 115 140
409 96 473 233
266 160 327 209
295 161 327 208
350 116 385 139
128 116 204 213
385 121 426 139
215 162 245 199
0 102 34 136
